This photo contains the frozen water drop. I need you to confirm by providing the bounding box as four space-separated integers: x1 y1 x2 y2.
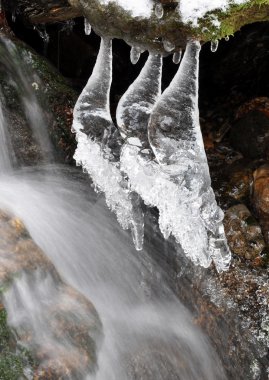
210 39 219 52
155 3 164 19
172 50 182 64
225 35 229 41
163 40 175 52
130 46 141 65
84 18 92 36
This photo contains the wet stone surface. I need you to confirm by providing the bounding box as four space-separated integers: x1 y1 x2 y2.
0 209 102 379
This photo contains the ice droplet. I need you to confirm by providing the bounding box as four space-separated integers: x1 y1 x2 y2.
225 35 229 41
130 46 141 65
172 50 182 64
210 39 219 52
163 40 175 52
155 3 164 19
84 18 92 36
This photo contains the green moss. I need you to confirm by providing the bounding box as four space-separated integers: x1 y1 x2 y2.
0 308 34 380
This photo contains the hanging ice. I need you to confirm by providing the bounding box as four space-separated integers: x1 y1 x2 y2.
116 53 162 148
130 46 142 65
155 3 164 19
211 39 219 52
72 38 144 250
121 40 231 272
173 50 182 64
84 18 92 36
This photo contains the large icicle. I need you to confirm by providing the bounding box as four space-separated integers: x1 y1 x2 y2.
116 53 162 148
73 38 144 250
121 40 231 271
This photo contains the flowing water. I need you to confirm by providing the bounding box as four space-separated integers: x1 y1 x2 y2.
0 36 228 379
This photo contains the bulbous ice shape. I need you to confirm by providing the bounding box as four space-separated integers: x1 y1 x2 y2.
116 53 162 148
142 40 231 271
73 38 144 250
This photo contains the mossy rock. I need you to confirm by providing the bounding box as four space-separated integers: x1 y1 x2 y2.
68 0 269 52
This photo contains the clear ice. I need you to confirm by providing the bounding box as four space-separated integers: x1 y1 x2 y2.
173 50 182 65
72 38 144 250
155 3 164 19
73 36 231 271
116 53 162 148
121 40 231 271
211 39 219 52
84 18 92 36
130 46 142 65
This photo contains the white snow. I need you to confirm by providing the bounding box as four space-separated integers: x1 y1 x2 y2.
180 0 248 26
99 0 153 18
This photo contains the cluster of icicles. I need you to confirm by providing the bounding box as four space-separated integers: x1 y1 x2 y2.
72 25 231 273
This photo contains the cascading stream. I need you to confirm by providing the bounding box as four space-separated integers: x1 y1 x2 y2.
0 34 230 379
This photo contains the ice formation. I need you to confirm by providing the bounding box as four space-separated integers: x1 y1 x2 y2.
72 38 144 250
173 50 182 65
155 3 164 19
73 35 231 271
84 18 92 36
144 40 230 271
116 53 162 148
130 46 142 65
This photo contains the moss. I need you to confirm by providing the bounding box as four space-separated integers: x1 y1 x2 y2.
70 0 269 51
0 308 31 380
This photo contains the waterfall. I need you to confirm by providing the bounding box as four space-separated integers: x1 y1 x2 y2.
0 92 13 173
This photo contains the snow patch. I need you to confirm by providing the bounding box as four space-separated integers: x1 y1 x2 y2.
180 0 248 26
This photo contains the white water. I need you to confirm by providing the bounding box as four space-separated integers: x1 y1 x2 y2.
0 35 228 379
0 167 227 380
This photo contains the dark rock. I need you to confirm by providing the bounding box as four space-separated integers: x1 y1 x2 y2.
230 110 269 159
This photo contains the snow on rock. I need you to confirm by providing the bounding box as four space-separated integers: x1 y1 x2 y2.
180 0 248 27
99 0 154 18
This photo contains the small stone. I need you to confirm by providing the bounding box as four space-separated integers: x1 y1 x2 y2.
224 204 265 260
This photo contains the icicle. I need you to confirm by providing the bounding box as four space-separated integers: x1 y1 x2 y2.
172 49 182 64
12 11 16 23
163 40 175 52
116 53 162 147
143 39 231 271
210 39 219 52
73 38 144 250
130 46 141 65
155 3 164 19
84 18 92 36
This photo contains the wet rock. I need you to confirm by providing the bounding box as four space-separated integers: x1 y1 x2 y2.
230 110 269 159
0 33 77 166
224 204 265 260
224 159 254 202
253 164 269 244
0 210 102 378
